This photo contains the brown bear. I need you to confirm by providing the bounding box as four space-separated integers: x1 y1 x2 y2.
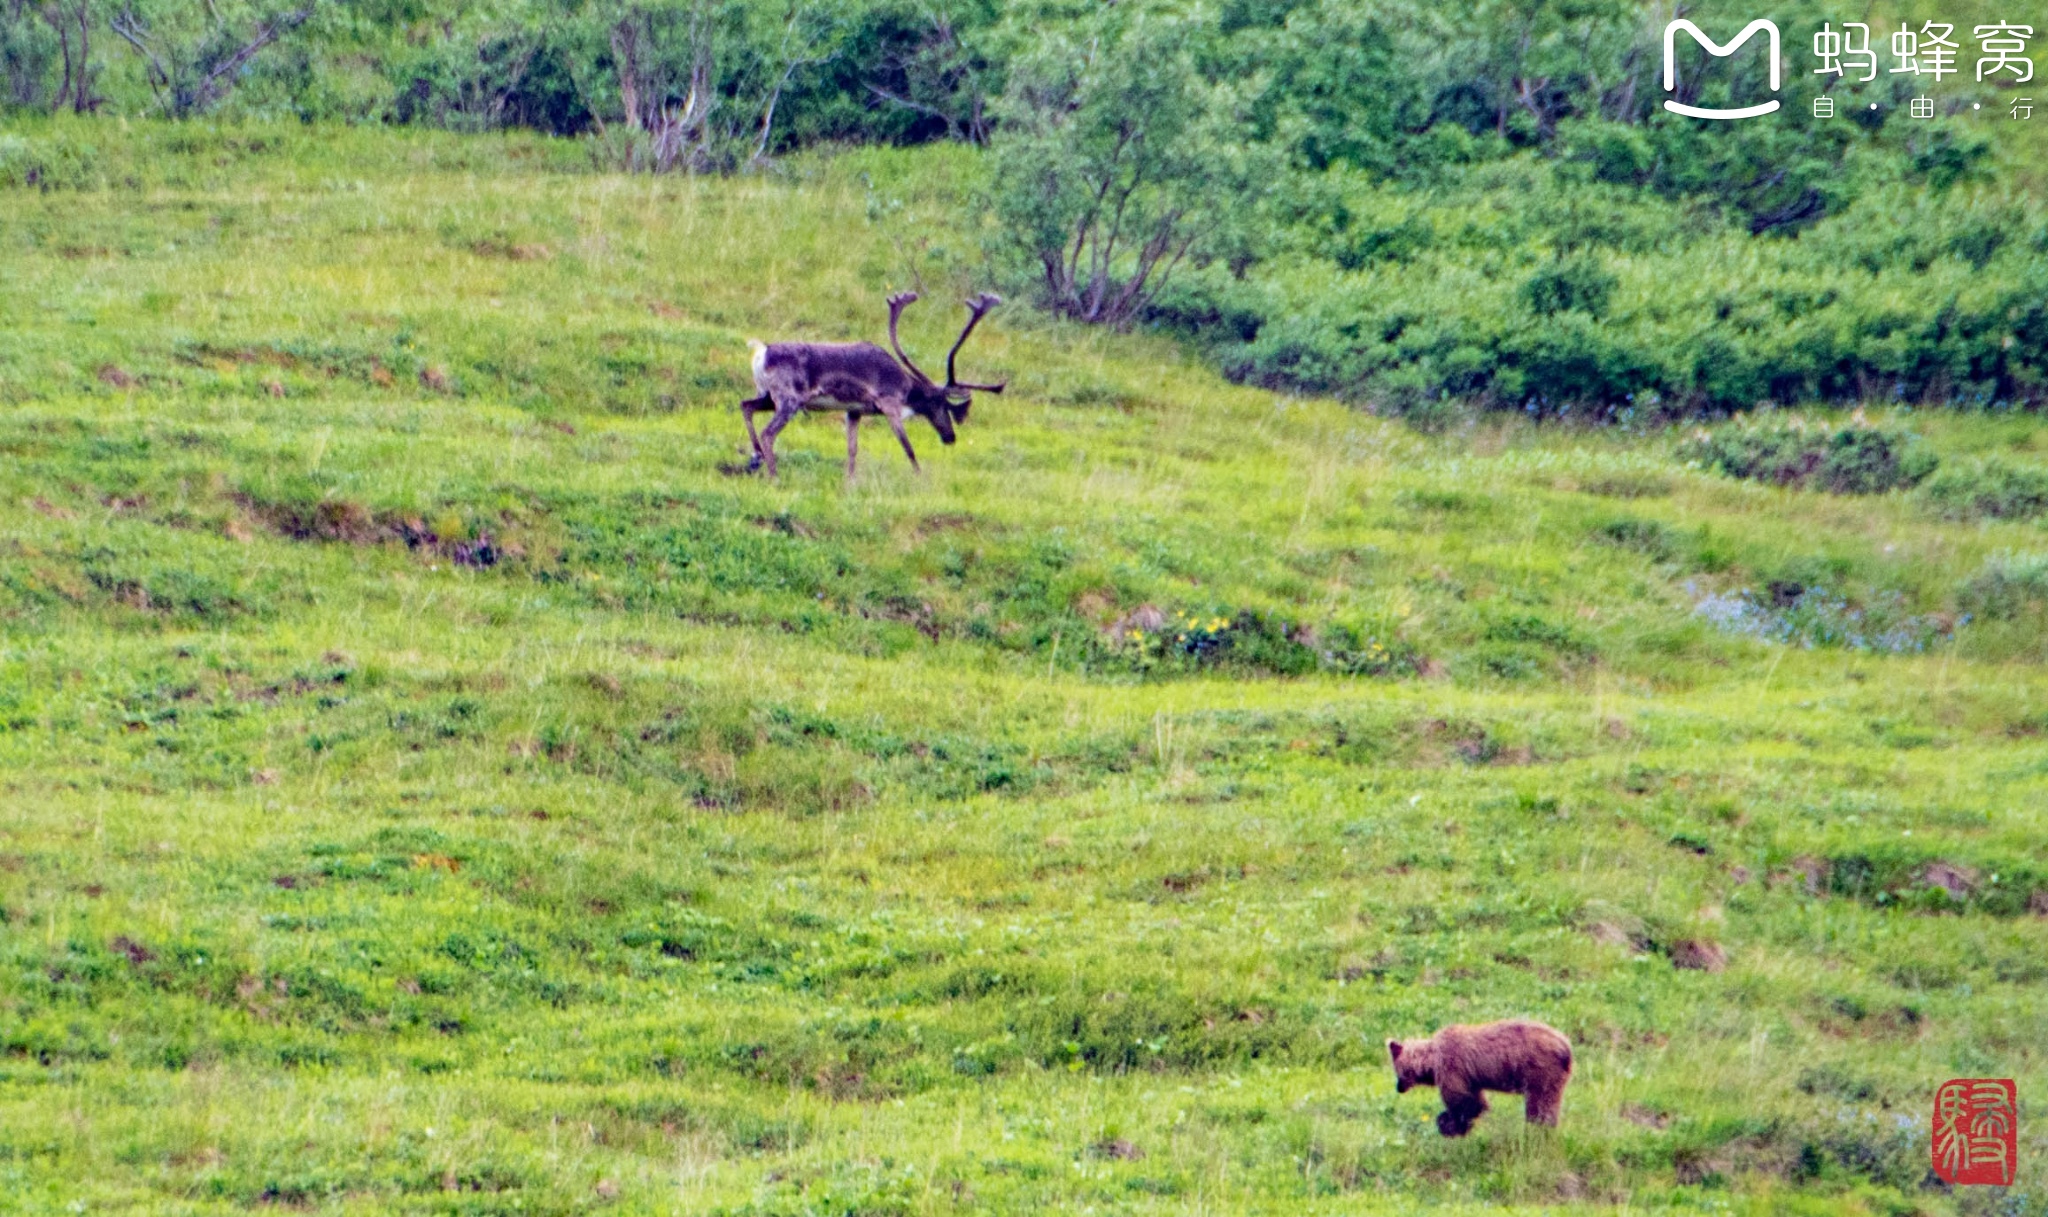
1387 1019 1573 1136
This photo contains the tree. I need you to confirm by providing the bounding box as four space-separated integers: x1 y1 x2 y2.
856 0 997 143
573 0 844 174
108 0 318 117
1 0 57 108
986 7 1274 327
1407 0 1644 140
0 0 100 111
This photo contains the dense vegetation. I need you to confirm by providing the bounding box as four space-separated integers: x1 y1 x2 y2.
5 0 2045 416
1 124 2047 1214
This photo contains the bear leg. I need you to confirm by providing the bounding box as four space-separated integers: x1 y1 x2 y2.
1523 1082 1564 1127
1437 1088 1488 1138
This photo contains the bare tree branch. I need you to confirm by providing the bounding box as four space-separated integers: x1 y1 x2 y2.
864 83 956 138
107 7 173 110
188 3 310 111
110 1 315 117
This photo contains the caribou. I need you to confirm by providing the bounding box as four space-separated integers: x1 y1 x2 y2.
740 291 1004 477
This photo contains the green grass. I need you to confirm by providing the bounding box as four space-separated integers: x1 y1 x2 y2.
2 119 2047 1215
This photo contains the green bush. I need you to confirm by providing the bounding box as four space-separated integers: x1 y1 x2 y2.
1958 552 2048 620
1520 255 1616 318
1167 163 2048 417
1683 422 1937 494
1595 516 1674 561
1096 608 1413 679
1919 456 2048 521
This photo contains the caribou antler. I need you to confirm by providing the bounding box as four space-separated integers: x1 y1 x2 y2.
945 292 1005 392
886 291 935 382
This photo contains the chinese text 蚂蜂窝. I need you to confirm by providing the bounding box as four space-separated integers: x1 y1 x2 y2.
1813 21 2032 84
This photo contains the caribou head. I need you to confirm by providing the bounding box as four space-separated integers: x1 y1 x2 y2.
885 290 1006 445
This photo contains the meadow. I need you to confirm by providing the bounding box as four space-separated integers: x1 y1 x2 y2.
2 121 2047 1215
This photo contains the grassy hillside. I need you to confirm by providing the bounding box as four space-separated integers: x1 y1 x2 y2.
2 122 2047 1215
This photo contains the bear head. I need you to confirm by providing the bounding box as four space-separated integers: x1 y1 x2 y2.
1387 1038 1437 1093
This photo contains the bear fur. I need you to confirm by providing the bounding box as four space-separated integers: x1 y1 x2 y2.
1387 1019 1573 1136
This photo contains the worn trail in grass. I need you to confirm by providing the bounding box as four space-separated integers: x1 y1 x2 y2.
1 122 2046 1215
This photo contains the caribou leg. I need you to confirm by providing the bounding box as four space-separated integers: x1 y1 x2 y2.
844 413 862 477
739 393 773 471
756 393 805 478
884 411 920 472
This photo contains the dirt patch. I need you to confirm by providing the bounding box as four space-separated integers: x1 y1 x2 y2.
1409 717 1510 766
471 239 552 261
1919 861 1975 898
1105 604 1166 639
1587 921 1646 950
1666 939 1727 972
234 494 512 568
175 343 399 391
236 665 350 704
1580 473 1672 499
183 343 305 371
858 596 940 640
752 514 817 539
1776 856 1829 895
1621 1102 1670 1130
915 513 979 536
245 496 380 543
1073 590 1119 624
110 935 155 965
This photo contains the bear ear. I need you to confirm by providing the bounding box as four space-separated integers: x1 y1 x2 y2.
1387 1039 1403 1060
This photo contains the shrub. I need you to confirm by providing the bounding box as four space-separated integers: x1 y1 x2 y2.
1918 456 2048 521
1595 517 1674 561
1683 422 1937 494
1957 552 2048 620
1481 612 1594 658
1182 162 2048 416
1099 608 1414 679
1520 255 1616 318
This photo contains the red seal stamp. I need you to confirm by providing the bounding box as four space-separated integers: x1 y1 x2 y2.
1932 1079 2017 1186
